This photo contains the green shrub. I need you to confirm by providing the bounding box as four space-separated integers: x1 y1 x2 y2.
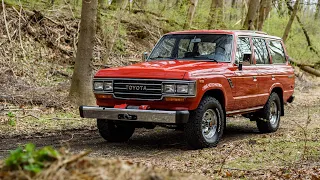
7 111 16 126
5 143 60 173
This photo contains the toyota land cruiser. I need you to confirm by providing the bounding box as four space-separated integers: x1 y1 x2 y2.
80 30 295 149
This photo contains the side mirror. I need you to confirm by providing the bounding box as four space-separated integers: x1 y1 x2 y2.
142 52 149 61
238 59 243 71
238 53 251 70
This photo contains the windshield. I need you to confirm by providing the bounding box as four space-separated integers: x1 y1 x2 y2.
148 34 233 62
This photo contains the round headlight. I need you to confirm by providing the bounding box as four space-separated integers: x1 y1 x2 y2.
163 84 175 93
176 84 189 94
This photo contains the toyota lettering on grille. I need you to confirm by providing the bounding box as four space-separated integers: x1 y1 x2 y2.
126 85 147 91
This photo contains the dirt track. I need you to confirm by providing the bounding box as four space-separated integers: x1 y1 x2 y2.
0 118 259 159
0 85 319 176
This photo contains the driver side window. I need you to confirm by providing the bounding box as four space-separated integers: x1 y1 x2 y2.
236 37 252 65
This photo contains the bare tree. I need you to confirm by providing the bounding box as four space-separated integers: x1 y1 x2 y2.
69 0 98 105
257 0 272 30
230 0 237 21
276 0 285 17
241 0 248 25
97 0 106 31
183 0 198 29
207 0 224 29
243 0 260 30
282 0 300 43
104 0 128 64
99 0 106 9
286 0 320 57
315 0 320 20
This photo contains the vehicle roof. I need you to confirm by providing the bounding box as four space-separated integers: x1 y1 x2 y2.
165 30 282 40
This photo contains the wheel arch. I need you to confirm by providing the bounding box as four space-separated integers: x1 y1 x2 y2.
202 89 226 112
270 87 284 116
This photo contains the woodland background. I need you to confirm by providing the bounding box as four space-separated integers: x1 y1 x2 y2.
0 0 320 179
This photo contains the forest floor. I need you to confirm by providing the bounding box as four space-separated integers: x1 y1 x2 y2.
0 75 319 179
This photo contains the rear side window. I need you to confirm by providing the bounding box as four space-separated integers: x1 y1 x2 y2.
253 38 270 64
268 40 286 64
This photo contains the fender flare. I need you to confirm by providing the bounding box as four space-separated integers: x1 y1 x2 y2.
194 82 228 110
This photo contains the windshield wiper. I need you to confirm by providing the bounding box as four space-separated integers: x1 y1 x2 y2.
149 56 174 60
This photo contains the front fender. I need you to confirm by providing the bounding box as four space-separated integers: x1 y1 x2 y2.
190 81 231 111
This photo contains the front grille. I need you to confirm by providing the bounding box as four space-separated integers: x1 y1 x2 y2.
113 79 163 100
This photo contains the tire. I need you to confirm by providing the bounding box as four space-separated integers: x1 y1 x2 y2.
256 92 281 133
184 96 225 149
97 119 135 142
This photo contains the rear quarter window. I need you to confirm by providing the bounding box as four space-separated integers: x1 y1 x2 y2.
268 40 286 64
253 38 270 64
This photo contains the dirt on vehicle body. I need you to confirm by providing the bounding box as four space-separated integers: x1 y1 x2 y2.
80 30 295 149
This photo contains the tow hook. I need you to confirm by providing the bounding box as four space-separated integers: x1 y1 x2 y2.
118 113 137 120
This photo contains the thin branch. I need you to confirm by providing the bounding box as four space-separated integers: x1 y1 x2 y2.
1 108 42 112
16 114 40 120
12 1 26 61
64 0 75 19
2 0 12 43
218 142 242 174
45 117 82 120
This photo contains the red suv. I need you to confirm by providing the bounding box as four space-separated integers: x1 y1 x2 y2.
80 30 295 149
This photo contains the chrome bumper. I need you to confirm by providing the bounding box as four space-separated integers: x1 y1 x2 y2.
79 106 189 124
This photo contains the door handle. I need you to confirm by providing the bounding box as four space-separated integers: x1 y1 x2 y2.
253 76 257 82
272 75 275 80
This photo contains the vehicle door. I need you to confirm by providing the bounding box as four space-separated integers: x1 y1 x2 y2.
233 36 260 110
252 37 274 106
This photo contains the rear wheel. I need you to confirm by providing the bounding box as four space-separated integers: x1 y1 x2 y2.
97 119 135 142
184 96 225 149
256 92 281 133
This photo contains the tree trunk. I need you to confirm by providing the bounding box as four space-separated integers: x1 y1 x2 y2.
300 66 320 77
282 0 300 43
315 0 320 20
183 0 198 29
111 0 128 9
264 0 272 19
99 0 106 9
207 0 224 29
69 0 98 106
276 0 285 17
286 1 320 58
97 0 106 32
103 0 128 64
243 0 260 30
241 0 247 25
257 0 272 31
136 0 147 9
230 0 237 21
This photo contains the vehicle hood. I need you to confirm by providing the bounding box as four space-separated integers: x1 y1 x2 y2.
94 60 231 79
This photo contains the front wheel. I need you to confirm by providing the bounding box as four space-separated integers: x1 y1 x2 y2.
256 92 281 133
97 119 135 142
184 96 225 149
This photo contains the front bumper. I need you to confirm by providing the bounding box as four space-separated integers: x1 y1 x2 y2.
79 106 189 124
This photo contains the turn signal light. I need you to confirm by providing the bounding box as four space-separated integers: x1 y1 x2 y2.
95 94 113 99
165 97 185 102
